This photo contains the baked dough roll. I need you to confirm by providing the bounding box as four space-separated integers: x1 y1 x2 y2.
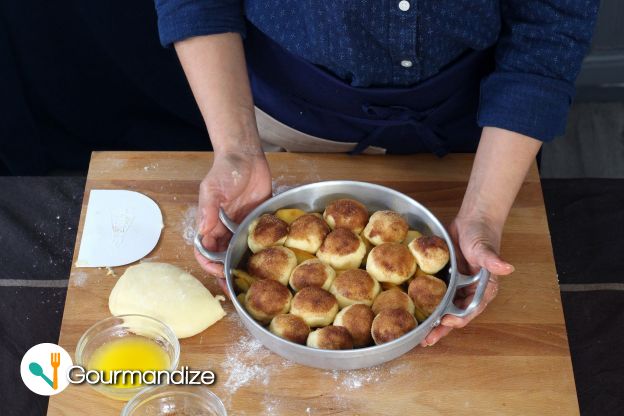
245 279 292 324
316 228 366 270
408 235 450 274
361 235 374 266
247 214 289 253
290 287 339 327
407 274 447 316
269 314 310 345
371 288 415 316
333 304 374 347
284 213 330 254
371 308 417 345
323 198 369 234
248 246 297 286
362 210 409 246
289 259 336 292
329 269 380 308
366 242 416 284
307 325 354 350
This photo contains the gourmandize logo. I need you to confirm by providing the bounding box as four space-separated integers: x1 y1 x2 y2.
20 343 73 396
29 352 61 390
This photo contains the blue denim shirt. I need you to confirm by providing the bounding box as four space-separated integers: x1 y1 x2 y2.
154 1 599 142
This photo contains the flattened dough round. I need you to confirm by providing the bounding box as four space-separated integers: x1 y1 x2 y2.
109 262 226 339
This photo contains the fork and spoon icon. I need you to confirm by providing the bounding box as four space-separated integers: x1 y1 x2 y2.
29 352 61 389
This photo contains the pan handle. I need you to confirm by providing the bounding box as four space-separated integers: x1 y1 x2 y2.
193 208 239 264
443 268 490 319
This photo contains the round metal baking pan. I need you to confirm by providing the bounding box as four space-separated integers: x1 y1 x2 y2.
196 181 489 370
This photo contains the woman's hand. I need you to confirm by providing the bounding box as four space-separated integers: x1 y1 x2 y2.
420 127 541 346
421 213 514 346
194 151 272 294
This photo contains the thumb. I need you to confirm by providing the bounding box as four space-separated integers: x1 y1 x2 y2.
197 193 221 236
470 241 515 276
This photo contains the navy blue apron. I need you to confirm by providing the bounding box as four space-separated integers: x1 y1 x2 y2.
244 23 494 156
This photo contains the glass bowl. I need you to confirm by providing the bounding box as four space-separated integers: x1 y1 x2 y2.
75 314 180 401
121 385 227 416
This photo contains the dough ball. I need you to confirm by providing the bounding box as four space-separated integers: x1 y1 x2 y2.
333 304 374 347
284 213 330 254
403 230 423 245
366 242 417 284
361 235 374 266
329 269 380 308
236 292 246 307
289 259 336 292
323 199 369 233
248 246 297 285
371 288 415 316
362 210 408 246
316 228 366 270
307 326 353 350
408 235 450 274
247 214 289 253
245 279 292 324
290 287 339 327
109 262 226 339
371 308 417 345
289 247 316 264
269 314 310 345
407 274 447 316
380 281 400 291
275 208 306 224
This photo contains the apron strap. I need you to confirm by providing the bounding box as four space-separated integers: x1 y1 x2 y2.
350 105 448 156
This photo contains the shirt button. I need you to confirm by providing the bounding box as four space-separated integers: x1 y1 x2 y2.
400 60 413 68
398 1 410 11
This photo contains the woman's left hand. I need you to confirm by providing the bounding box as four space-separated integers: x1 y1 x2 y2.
420 214 515 347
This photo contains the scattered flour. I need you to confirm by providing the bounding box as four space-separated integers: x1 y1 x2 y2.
272 160 321 195
231 170 243 185
271 175 298 195
143 162 159 171
222 335 271 394
262 394 282 415
326 366 383 391
219 333 295 413
70 271 88 287
181 205 198 246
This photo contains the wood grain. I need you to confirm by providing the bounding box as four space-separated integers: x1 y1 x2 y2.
47 152 577 416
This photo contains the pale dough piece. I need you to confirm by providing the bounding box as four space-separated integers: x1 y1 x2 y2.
109 262 226 339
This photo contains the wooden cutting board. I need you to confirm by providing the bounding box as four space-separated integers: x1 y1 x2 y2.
47 152 578 415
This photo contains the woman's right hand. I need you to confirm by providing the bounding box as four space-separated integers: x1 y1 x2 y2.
194 150 272 294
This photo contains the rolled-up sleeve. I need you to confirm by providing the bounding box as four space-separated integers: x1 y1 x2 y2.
478 0 599 141
154 0 246 47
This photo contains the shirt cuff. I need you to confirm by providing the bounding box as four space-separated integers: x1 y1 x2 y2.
156 1 246 47
477 72 576 142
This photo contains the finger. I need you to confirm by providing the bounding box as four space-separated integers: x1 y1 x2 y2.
472 242 514 276
197 187 222 236
442 277 499 328
217 278 231 299
209 220 229 241
216 232 233 252
422 324 454 347
199 220 230 251
448 222 470 274
194 249 225 278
